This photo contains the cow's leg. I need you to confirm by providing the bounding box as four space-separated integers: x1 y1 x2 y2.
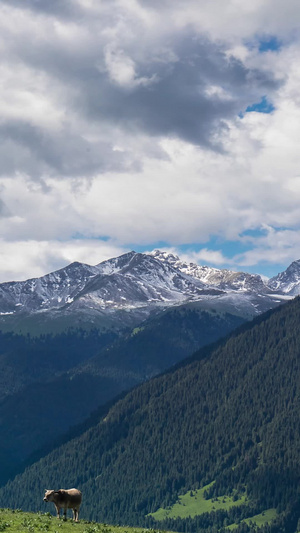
73 508 78 522
55 505 60 519
63 507 67 521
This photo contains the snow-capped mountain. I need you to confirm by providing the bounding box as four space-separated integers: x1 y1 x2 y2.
0 261 100 314
267 260 300 295
0 251 215 314
64 251 222 320
0 251 221 332
0 250 297 333
150 250 271 293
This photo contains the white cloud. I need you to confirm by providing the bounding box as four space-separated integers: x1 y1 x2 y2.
180 249 232 268
134 0 300 43
104 45 157 88
0 239 126 283
234 226 300 268
1 0 300 281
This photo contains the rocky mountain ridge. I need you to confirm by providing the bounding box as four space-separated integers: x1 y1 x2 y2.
150 250 272 293
267 259 300 295
0 252 212 313
0 250 297 333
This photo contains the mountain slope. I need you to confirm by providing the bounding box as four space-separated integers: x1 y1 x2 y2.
0 261 99 313
0 250 290 334
2 298 299 532
268 259 300 295
0 250 211 314
75 304 245 380
0 328 117 401
150 249 272 293
0 305 244 487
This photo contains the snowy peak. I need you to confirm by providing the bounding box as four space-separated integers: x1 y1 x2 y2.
1 250 299 332
268 260 300 295
96 251 137 275
0 251 215 319
78 251 212 310
150 250 269 293
0 261 100 313
150 250 225 282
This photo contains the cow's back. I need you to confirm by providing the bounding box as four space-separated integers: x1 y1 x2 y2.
58 488 82 507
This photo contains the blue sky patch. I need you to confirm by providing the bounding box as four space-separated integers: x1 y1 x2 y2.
133 236 288 278
246 96 275 114
258 36 282 52
72 233 111 242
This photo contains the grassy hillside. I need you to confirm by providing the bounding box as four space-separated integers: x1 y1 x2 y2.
149 482 247 519
149 483 277 530
1 298 300 532
0 509 161 533
0 506 279 532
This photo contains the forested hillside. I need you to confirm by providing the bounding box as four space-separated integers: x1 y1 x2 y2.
81 305 244 379
0 305 243 487
0 328 117 401
1 298 299 531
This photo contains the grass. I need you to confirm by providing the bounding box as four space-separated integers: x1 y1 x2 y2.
131 327 145 336
0 505 279 533
0 509 164 533
148 484 278 531
148 483 247 520
227 508 277 530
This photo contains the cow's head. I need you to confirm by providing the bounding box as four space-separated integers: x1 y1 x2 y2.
44 490 55 502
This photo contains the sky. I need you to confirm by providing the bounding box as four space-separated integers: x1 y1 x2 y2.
1 0 300 282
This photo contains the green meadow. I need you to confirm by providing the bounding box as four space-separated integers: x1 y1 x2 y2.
149 483 247 520
227 508 277 530
0 509 162 533
149 484 278 530
0 503 279 532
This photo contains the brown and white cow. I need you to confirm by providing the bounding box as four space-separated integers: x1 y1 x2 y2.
44 488 82 521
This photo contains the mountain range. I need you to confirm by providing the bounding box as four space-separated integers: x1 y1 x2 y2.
0 247 256 483
1 251 300 511
0 250 297 334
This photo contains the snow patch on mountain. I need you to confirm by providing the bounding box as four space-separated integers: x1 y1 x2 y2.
149 250 270 293
0 261 100 313
268 260 300 295
0 249 298 333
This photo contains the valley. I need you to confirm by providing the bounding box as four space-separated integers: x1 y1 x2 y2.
0 294 299 531
0 251 300 532
0 304 244 486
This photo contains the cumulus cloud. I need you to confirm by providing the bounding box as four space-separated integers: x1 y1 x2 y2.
0 0 82 19
0 238 126 282
181 249 232 268
0 0 281 181
1 0 300 280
